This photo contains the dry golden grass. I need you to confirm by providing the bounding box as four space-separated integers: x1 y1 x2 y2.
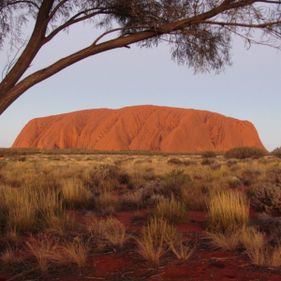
121 190 143 209
240 227 281 267
136 218 167 266
0 184 63 233
0 247 22 264
207 230 241 251
0 185 37 233
87 216 126 248
99 217 127 247
95 189 119 214
26 235 61 272
60 238 88 268
164 229 194 260
154 195 186 224
61 178 92 208
136 217 194 264
208 190 249 233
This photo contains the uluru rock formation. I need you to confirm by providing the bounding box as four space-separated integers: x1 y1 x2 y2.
13 105 265 152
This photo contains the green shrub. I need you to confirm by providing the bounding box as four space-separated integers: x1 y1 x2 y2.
225 147 266 159
250 183 281 216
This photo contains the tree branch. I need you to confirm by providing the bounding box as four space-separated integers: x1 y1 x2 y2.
7 0 40 9
0 0 54 91
44 8 110 44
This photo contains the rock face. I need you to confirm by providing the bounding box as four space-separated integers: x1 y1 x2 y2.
13 105 265 152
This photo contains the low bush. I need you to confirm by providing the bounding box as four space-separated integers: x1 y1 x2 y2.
181 184 208 211
201 158 216 166
250 183 281 216
161 169 192 198
240 168 261 186
120 190 144 210
265 167 281 185
167 158 184 165
227 176 242 189
225 147 266 159
271 147 281 158
87 164 120 190
202 151 217 158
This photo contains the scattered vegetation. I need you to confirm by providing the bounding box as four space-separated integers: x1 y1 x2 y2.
0 150 280 280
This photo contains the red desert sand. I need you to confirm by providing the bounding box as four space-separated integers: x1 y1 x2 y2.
13 105 265 152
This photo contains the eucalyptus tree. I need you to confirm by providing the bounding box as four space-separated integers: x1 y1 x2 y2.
0 0 280 114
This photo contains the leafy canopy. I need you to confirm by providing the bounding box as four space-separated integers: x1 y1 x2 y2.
0 0 280 113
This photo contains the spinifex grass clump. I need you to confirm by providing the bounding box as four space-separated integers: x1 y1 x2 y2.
87 217 126 248
241 227 281 267
208 190 249 233
26 235 89 271
136 218 169 266
0 184 63 233
136 218 193 265
154 195 186 224
207 230 242 251
61 178 93 208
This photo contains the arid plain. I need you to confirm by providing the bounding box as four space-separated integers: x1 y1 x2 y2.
0 148 281 281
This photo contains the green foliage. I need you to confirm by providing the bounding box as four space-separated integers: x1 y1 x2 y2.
224 147 266 159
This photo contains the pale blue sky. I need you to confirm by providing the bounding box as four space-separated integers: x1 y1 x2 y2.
0 24 280 150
